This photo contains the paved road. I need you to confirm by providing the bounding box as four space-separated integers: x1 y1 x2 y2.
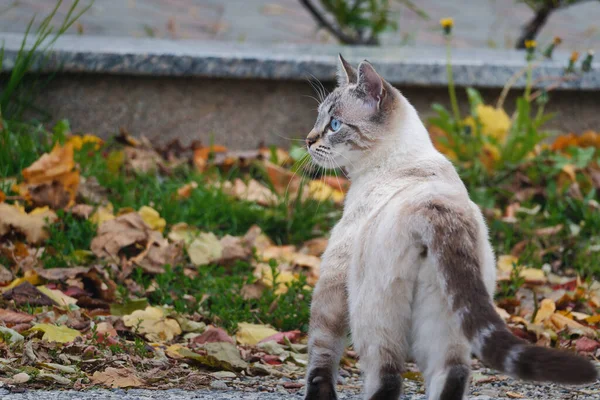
0 0 599 50
0 389 500 400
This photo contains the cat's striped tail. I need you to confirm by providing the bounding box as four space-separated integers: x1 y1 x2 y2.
419 200 598 384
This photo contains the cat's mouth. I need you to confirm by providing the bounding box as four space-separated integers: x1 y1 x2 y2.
309 146 333 166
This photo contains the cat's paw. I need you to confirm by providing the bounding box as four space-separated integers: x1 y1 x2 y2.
304 369 338 400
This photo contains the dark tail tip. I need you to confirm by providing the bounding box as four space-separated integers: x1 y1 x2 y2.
514 346 598 384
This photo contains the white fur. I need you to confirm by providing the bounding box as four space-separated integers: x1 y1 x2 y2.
307 92 497 400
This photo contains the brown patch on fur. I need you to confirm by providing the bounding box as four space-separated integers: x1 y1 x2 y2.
440 364 470 400
369 365 403 400
419 199 504 339
512 345 598 384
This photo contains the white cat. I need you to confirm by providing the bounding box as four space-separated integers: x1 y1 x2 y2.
303 55 598 400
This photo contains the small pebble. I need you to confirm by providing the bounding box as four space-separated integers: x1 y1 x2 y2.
210 380 228 390
210 371 236 379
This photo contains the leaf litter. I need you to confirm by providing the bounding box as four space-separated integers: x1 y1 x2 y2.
0 130 599 395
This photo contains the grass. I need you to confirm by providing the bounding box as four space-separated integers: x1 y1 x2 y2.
131 263 312 333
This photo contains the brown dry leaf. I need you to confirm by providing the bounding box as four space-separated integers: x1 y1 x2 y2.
0 264 13 284
177 182 198 199
17 143 79 208
220 235 252 264
548 313 597 338
35 266 89 281
240 281 268 300
221 179 278 206
91 212 181 275
122 306 182 342
2 282 55 306
0 189 5 203
506 392 525 399
91 367 144 388
70 204 95 219
259 146 290 166
0 308 35 325
0 203 58 244
300 237 328 256
124 146 165 174
534 224 563 236
77 176 109 205
264 161 301 195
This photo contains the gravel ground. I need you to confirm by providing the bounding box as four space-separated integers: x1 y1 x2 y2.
2 362 600 400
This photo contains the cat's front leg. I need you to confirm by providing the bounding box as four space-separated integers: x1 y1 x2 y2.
305 271 349 400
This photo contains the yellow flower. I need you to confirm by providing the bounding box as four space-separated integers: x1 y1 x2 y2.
524 40 537 49
570 51 580 62
440 18 454 28
475 104 511 143
67 134 104 151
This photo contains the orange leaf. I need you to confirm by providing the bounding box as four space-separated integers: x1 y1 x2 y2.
0 190 5 203
193 145 228 170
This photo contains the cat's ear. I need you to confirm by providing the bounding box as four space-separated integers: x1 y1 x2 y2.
357 60 385 108
337 54 357 86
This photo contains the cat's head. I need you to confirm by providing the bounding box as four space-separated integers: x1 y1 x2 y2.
306 55 399 169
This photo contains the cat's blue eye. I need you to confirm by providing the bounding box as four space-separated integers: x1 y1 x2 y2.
329 118 342 132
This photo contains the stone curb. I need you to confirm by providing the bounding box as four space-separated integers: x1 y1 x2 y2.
1 33 599 90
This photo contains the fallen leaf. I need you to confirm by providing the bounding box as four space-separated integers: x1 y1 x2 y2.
191 327 235 345
17 143 80 208
177 182 198 199
0 203 58 244
91 367 144 388
168 224 223 266
179 342 248 371
219 235 252 264
193 145 228 171
0 264 13 284
89 203 115 225
0 309 35 325
258 330 301 345
11 372 31 384
534 298 556 324
548 313 597 338
220 179 279 206
110 298 149 316
124 146 165 174
0 326 24 344
91 212 181 275
576 337 600 353
2 282 55 306
0 190 5 203
122 306 182 342
30 323 82 343
496 255 546 283
307 180 344 204
236 322 279 346
138 206 166 233
35 266 90 281
37 286 78 307
506 392 525 399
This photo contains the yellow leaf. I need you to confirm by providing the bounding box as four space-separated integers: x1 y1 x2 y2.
308 180 345 204
475 104 510 144
166 344 186 359
4 270 42 291
534 298 556 324
585 314 600 324
122 306 181 342
30 324 82 343
519 268 547 284
496 255 546 283
176 182 198 199
106 150 125 175
548 313 597 338
236 322 279 346
561 164 577 181
91 367 143 388
253 263 297 294
168 224 223 266
90 203 115 225
138 206 166 233
36 286 78 307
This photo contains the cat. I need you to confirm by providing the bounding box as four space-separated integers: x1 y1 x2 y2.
303 55 598 400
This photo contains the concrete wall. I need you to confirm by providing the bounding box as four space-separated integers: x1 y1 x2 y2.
29 73 600 149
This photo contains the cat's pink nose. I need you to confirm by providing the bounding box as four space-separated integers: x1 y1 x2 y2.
306 137 317 148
